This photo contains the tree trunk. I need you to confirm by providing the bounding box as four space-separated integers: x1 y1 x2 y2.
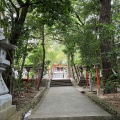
76 66 80 80
71 66 75 80
19 42 28 80
37 25 45 90
10 1 30 45
67 53 72 78
99 0 113 82
4 1 30 90
6 0 30 63
70 53 79 81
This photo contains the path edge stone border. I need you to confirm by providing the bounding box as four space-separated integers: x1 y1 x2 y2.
84 91 120 119
9 87 46 120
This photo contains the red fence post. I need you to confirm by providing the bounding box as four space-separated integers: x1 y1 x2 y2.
25 66 32 91
93 63 100 91
96 67 100 90
35 70 38 88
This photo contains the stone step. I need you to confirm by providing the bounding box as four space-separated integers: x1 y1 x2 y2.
0 105 16 120
51 82 72 84
28 116 112 120
52 78 71 80
50 79 73 87
78 76 86 86
50 84 73 87
78 81 86 86
51 80 71 82
51 80 72 83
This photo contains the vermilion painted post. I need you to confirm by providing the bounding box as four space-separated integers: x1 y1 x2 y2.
96 67 100 90
25 66 32 91
93 64 100 91
35 70 38 88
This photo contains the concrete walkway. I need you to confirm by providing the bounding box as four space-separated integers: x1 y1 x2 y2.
28 86 112 120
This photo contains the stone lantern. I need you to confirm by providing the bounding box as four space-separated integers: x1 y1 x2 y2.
0 28 16 120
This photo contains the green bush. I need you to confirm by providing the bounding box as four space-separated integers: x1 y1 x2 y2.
103 81 117 94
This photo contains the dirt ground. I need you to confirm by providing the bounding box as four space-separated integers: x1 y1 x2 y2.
12 87 45 111
98 92 120 108
91 83 120 110
92 83 120 110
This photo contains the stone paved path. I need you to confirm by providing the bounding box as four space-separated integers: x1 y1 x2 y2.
28 86 112 120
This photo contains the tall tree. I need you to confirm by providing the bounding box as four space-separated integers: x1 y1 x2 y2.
37 25 45 90
1 0 72 90
99 0 113 82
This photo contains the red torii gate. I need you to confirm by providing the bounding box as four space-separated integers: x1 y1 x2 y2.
52 64 67 72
